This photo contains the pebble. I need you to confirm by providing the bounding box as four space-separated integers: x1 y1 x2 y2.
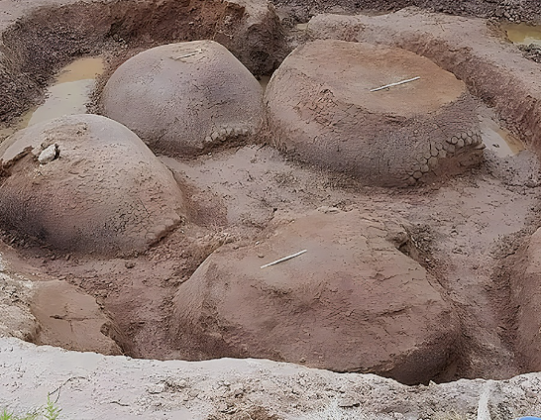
38 144 59 164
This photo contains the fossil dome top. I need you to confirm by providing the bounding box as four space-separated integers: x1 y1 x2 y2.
101 40 265 156
283 40 466 116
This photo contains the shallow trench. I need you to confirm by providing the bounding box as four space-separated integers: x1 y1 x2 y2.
1 0 541 386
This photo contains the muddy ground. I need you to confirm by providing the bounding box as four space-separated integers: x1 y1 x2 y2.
1 0 541 390
272 0 541 25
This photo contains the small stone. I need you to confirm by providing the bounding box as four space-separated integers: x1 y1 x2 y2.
438 149 447 158
451 137 458 144
147 383 166 394
318 206 340 214
421 164 429 173
457 139 465 148
447 144 456 154
339 396 360 408
38 144 59 164
430 148 439 157
125 261 136 269
413 171 423 179
258 254 264 258
461 133 468 140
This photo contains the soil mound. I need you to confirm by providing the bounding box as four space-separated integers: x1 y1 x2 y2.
0 114 184 255
265 40 485 187
102 41 265 156
171 210 460 384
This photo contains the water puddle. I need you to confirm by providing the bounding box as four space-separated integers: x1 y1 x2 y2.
479 116 525 158
258 75 271 91
502 23 541 46
0 56 104 140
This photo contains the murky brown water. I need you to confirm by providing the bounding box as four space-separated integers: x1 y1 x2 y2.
258 75 271 91
0 57 104 139
503 23 541 46
479 115 525 158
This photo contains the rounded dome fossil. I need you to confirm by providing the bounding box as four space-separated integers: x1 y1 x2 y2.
101 40 265 157
0 114 185 255
265 39 485 187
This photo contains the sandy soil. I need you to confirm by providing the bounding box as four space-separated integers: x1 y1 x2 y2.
2 337 541 420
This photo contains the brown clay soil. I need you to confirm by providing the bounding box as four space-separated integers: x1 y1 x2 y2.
2 0 541 386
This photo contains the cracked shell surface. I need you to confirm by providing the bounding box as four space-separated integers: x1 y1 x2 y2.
171 210 460 385
101 40 265 156
265 40 483 187
0 114 184 255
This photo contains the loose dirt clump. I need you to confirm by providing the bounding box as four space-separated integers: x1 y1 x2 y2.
31 279 123 355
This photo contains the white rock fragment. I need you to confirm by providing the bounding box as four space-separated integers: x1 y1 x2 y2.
38 144 58 164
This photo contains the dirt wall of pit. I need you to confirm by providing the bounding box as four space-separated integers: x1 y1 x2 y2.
1 337 541 419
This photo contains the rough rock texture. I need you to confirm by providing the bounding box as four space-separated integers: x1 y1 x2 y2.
0 266 38 342
1 337 541 419
102 41 265 156
0 0 285 123
506 228 541 373
0 114 184 255
171 210 460 385
265 40 484 187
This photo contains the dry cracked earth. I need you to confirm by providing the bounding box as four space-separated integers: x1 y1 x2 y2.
2 0 541 419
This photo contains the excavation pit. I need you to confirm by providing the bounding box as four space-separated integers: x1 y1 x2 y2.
1 0 541 391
